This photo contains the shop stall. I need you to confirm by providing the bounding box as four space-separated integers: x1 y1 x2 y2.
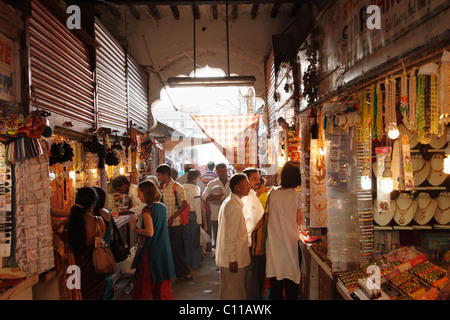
294 0 450 300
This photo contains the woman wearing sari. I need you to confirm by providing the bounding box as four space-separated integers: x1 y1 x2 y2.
129 180 176 300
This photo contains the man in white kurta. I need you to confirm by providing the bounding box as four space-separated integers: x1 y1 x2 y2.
242 168 265 299
216 174 251 300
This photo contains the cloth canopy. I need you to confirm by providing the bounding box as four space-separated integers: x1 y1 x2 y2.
191 114 260 172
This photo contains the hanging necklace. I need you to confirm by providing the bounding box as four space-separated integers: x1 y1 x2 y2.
312 199 327 212
430 74 441 136
417 197 433 221
395 198 414 224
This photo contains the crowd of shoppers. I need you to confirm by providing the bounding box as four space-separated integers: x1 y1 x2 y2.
61 160 306 300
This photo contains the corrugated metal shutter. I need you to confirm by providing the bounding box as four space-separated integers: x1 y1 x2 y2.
127 55 149 133
265 50 276 137
27 0 94 131
94 18 128 136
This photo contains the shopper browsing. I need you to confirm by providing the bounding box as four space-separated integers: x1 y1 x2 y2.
156 164 193 281
67 187 106 300
265 161 302 299
242 167 265 300
111 175 146 215
129 180 176 300
183 169 203 269
202 163 230 250
216 173 251 300
92 186 114 300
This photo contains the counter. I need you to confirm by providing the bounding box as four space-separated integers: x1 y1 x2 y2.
0 267 39 300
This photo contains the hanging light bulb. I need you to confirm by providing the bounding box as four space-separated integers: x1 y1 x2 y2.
387 122 400 140
380 153 394 193
119 166 125 175
361 167 372 190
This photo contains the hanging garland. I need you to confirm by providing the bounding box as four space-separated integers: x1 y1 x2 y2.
0 107 47 144
302 42 318 106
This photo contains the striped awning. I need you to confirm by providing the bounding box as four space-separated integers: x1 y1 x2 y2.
191 114 260 172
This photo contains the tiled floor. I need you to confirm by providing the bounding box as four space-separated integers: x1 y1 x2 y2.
114 250 220 300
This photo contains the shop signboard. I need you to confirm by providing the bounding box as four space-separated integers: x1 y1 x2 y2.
0 32 14 102
340 0 448 71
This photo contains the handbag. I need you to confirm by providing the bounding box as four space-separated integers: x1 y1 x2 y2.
92 217 117 276
120 246 136 276
131 235 148 270
110 218 130 262
199 227 211 245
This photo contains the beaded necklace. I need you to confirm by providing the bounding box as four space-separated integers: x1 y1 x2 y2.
429 74 441 136
376 82 384 137
417 74 426 143
409 69 417 132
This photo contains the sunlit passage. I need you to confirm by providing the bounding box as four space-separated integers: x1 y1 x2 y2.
152 66 265 170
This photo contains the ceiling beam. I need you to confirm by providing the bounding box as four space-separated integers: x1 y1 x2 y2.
211 4 218 19
147 5 161 20
270 3 280 18
251 4 258 19
170 5 180 20
93 1 302 5
192 3 200 19
129 5 141 20
231 4 238 20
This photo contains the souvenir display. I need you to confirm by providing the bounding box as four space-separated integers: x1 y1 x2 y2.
393 193 417 226
373 200 394 226
412 154 430 186
427 154 447 186
338 246 448 300
413 193 437 225
434 192 450 225
0 144 12 258
15 154 54 274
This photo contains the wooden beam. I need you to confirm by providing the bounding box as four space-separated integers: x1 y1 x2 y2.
251 4 259 19
270 3 280 18
170 5 180 20
211 4 218 19
231 4 238 20
95 1 300 4
129 5 141 20
147 5 161 20
192 3 200 19
288 2 301 17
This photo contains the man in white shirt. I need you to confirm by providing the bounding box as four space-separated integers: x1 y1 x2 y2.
242 168 265 299
201 163 230 250
216 173 251 300
111 175 146 215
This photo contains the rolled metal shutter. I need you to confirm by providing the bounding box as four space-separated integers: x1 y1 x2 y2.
127 55 149 133
27 0 95 132
94 18 128 136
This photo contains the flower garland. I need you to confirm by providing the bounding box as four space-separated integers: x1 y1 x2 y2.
0 108 46 143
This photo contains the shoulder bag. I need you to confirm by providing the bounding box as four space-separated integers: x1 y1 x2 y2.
110 217 130 262
92 217 117 276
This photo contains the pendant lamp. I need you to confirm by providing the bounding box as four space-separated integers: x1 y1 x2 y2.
167 1 256 88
